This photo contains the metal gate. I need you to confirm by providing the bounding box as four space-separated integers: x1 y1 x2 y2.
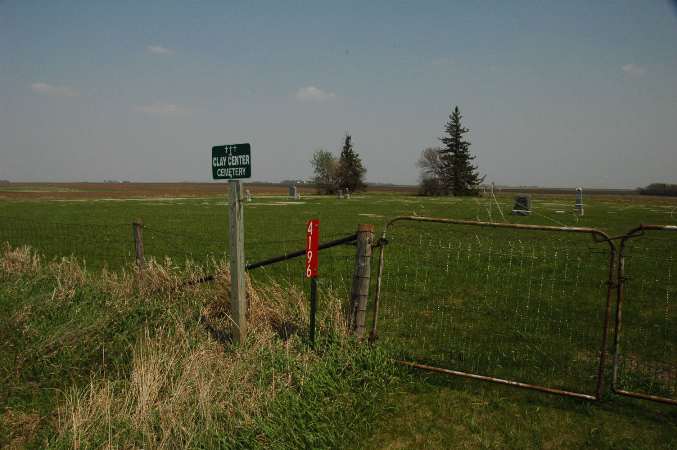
612 225 677 405
370 217 616 401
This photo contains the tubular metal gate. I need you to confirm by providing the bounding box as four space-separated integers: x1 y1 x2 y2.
370 217 616 401
612 225 677 405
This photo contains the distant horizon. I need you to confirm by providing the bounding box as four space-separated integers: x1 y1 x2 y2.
0 178 650 191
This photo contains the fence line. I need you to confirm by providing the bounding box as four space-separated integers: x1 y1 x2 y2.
370 216 616 401
1 213 675 405
612 224 677 405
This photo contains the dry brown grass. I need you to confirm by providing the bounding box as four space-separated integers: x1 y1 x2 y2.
48 257 87 301
1 243 369 449
0 243 40 277
36 253 350 449
0 409 41 450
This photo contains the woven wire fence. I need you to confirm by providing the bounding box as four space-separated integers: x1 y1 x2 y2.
372 219 614 398
0 216 134 270
0 208 360 299
613 227 676 403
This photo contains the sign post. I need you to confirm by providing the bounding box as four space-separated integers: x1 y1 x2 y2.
212 143 251 344
306 219 319 344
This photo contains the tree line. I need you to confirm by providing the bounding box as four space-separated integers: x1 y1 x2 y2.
638 183 677 197
309 105 484 196
311 134 366 194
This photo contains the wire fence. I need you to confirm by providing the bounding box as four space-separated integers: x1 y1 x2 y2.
370 218 615 400
0 216 134 270
0 214 359 303
2 211 675 405
613 226 676 404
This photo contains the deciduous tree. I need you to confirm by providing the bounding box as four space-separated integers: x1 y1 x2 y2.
311 149 338 194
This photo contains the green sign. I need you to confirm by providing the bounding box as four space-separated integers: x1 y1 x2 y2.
212 143 251 180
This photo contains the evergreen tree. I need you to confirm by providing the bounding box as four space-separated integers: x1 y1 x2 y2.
439 106 484 196
337 134 366 192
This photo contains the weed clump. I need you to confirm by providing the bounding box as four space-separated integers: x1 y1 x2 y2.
0 245 395 449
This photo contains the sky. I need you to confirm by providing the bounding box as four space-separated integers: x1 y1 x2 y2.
1 0 676 188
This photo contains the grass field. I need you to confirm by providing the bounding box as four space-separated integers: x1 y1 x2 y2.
1 183 676 448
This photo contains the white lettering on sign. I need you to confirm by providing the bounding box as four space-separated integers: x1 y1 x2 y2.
212 154 250 168
216 167 248 177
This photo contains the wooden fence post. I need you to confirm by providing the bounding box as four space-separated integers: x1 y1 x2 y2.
350 223 374 338
229 180 247 344
132 219 145 270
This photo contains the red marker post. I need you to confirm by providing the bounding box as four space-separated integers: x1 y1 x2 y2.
306 219 319 344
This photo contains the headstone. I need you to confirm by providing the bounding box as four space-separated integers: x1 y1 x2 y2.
245 189 252 202
337 189 344 199
289 185 299 200
575 187 584 216
511 194 531 216
345 188 351 199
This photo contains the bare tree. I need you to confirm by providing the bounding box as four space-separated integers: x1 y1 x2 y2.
417 146 445 196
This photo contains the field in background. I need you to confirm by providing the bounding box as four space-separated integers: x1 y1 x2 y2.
0 182 418 200
1 182 675 261
1 183 676 448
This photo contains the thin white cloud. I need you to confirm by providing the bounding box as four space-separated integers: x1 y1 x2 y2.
134 102 189 116
295 86 336 102
30 82 78 97
622 63 646 78
146 45 174 55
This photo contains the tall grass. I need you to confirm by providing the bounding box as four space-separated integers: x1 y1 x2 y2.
0 244 395 449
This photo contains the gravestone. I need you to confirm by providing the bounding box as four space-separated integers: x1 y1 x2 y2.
511 194 531 216
337 189 344 199
345 188 351 199
288 185 300 200
575 187 584 216
245 189 252 202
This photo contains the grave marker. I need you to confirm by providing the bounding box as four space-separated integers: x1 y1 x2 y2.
511 194 532 216
576 187 584 216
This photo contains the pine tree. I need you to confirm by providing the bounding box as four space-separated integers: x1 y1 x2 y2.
439 106 484 196
337 134 366 192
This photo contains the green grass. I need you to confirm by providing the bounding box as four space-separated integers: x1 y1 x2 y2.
0 248 396 448
362 371 676 449
1 191 676 448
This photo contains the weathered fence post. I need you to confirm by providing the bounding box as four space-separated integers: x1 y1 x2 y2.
132 219 145 270
350 223 374 338
229 180 247 344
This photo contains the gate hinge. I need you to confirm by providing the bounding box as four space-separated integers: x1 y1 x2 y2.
372 237 389 249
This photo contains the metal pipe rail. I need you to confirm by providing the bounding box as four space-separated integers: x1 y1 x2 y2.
245 233 357 271
177 233 358 288
611 223 677 406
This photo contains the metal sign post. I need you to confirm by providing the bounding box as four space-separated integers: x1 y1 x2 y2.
212 143 251 344
306 219 319 344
